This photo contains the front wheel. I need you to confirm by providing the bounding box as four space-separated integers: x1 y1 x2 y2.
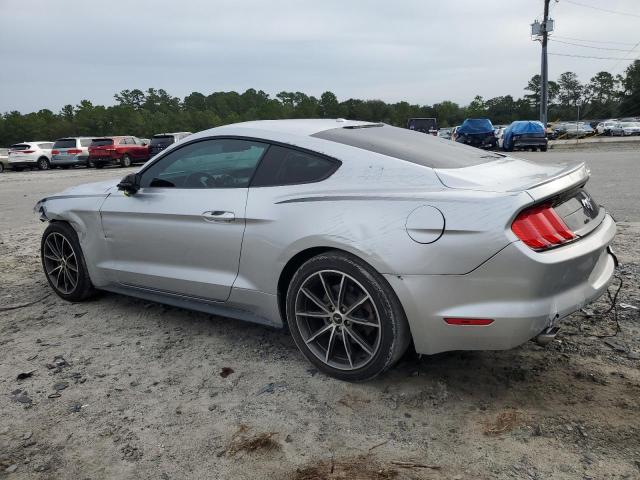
286 251 410 381
120 154 131 168
41 222 95 302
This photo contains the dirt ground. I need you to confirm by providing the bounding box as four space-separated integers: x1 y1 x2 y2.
1 155 639 479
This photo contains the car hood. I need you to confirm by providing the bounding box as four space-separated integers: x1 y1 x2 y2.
434 157 587 195
56 179 119 197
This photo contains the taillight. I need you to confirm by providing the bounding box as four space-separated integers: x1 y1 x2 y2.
67 149 82 154
512 204 575 250
22 150 35 154
51 150 59 154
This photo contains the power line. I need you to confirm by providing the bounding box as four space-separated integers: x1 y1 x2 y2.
563 0 640 19
549 52 639 60
552 35 637 46
610 40 640 72
550 38 633 52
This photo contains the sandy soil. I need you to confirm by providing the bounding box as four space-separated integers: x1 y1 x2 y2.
1 165 639 480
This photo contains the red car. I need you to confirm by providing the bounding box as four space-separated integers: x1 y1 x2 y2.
88 136 150 168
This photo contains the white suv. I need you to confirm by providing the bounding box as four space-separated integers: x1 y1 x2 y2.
8 142 54 170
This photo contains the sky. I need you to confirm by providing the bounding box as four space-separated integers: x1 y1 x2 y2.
0 0 638 113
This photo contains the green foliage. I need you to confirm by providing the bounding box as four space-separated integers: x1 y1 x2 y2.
1 62 639 146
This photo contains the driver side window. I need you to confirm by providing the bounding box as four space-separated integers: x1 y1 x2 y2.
139 138 268 189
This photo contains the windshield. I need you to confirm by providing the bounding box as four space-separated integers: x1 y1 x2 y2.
313 124 498 169
91 138 114 146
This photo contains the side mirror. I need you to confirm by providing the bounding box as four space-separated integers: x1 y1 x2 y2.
117 173 140 196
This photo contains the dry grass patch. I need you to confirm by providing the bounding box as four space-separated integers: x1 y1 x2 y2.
225 424 280 456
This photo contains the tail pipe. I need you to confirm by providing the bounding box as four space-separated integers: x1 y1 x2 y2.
535 326 560 346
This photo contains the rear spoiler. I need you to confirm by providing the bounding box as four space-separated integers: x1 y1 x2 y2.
526 163 589 202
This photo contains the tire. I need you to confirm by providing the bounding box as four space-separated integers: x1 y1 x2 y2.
286 251 410 381
120 154 131 168
540 145 548 152
37 157 50 170
41 222 95 302
0 163 4 173
86 159 94 168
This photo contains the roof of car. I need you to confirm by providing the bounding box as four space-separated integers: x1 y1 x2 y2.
212 119 378 137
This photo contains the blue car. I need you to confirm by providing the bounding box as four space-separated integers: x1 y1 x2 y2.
503 121 548 152
454 118 497 149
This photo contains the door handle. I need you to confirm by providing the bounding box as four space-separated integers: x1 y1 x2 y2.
202 210 235 222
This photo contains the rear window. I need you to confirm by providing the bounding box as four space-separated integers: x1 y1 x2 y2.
91 138 114 146
312 124 498 169
53 139 77 149
10 144 30 151
151 135 175 146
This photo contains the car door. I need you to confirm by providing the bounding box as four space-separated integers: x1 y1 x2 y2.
99 137 269 301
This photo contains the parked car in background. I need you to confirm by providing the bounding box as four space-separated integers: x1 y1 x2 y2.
437 128 452 140
407 118 438 135
494 127 506 148
454 118 497 149
552 122 594 139
89 136 150 168
51 137 93 168
35 119 616 381
7 142 54 170
0 148 8 173
610 122 640 136
502 121 548 152
450 126 461 142
596 120 618 135
148 132 192 157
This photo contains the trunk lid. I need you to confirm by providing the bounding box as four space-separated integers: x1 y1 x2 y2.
434 157 587 195
435 158 604 241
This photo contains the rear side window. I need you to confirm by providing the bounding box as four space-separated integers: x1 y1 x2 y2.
53 139 76 149
251 145 339 187
312 124 498 169
10 144 30 150
80 139 92 147
38 143 53 149
91 139 114 146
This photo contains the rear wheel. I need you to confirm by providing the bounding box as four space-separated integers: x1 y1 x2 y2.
120 154 131 168
37 157 50 170
41 222 95 302
540 145 548 152
0 163 4 173
286 251 410 381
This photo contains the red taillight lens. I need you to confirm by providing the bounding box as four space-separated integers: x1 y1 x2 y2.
67 149 82 154
51 150 59 154
21 150 35 154
444 318 494 326
512 204 575 250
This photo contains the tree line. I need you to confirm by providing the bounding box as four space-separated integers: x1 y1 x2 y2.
1 60 638 146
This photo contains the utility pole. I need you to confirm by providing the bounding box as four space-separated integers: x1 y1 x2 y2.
540 0 550 126
532 1 553 125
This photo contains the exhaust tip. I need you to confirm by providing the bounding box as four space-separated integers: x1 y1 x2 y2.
535 326 560 346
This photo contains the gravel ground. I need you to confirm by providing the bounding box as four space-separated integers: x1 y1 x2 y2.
1 153 639 479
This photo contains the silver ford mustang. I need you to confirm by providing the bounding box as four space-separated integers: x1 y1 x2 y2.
35 119 617 381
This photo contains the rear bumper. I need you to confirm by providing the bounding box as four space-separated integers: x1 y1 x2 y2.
513 137 548 148
51 155 88 166
386 213 617 355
